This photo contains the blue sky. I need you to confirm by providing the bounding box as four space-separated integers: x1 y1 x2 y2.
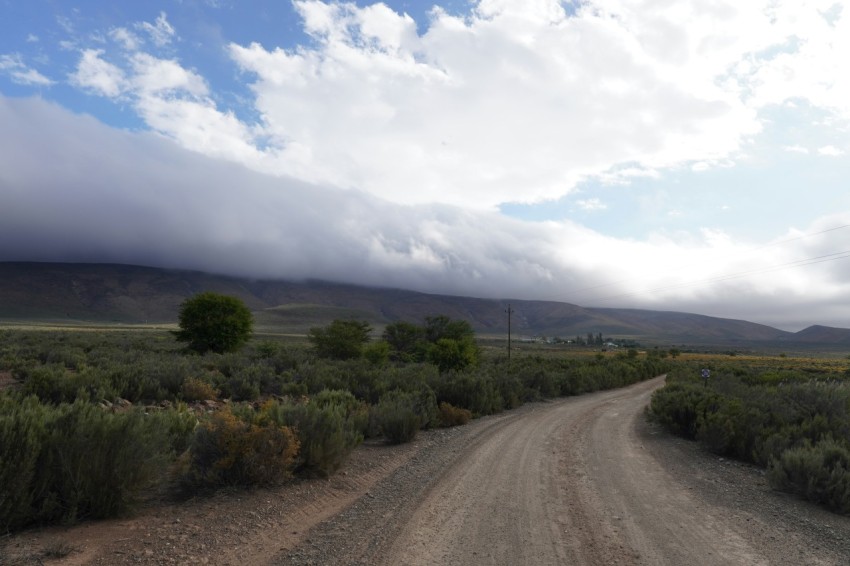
1 0 849 330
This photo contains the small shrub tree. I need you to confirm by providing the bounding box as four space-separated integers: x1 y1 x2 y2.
174 292 253 354
438 402 472 427
308 320 372 360
382 321 426 362
427 337 479 373
378 315 479 371
263 391 368 477
424 315 475 343
374 390 423 444
422 316 480 372
363 341 391 366
183 407 299 489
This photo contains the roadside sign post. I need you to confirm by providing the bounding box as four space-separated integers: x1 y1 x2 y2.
701 368 711 387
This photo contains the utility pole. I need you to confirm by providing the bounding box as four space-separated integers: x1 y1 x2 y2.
505 303 513 360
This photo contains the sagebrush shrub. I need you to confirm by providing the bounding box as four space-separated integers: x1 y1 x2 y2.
0 395 47 531
262 391 367 477
430 371 502 416
184 407 299 489
107 354 193 402
653 362 850 516
374 390 422 444
649 382 722 439
696 397 744 455
0 396 196 530
20 364 73 404
181 376 219 402
438 402 472 427
768 438 850 514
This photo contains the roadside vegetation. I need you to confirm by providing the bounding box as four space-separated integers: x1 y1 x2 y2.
0 308 668 532
649 354 850 514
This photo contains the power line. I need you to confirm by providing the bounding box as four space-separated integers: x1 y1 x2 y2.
751 223 850 251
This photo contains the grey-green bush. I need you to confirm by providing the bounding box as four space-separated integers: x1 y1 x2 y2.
264 391 367 477
374 390 423 444
768 438 850 514
0 396 196 530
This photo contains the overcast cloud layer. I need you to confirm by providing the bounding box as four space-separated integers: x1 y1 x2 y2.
1 0 850 330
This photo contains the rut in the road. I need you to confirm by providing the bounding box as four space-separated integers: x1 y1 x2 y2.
278 376 850 566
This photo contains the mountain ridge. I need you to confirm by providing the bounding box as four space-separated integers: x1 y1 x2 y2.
0 261 848 346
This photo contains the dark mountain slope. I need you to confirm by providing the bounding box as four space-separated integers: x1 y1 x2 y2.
790 325 850 345
591 308 791 342
0 262 843 345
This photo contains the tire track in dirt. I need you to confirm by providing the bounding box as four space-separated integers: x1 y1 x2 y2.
376 376 814 565
183 442 423 566
378 381 660 565
560 378 768 565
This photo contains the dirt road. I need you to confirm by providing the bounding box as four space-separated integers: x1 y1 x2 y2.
379 376 768 565
6 376 850 565
276 376 849 565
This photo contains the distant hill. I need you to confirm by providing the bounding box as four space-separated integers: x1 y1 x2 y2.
790 325 850 346
0 261 846 346
590 308 790 342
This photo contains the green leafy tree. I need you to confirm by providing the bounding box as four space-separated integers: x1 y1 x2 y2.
427 337 479 373
382 321 426 362
423 316 479 372
175 292 253 353
377 315 479 371
424 315 475 343
308 319 372 360
363 341 391 366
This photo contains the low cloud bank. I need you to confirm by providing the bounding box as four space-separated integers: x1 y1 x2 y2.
1 96 849 330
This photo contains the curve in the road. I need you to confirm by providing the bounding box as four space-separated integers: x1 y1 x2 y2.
381 376 769 565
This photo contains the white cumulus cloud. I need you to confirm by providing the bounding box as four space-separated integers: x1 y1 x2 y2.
134 12 176 47
0 54 53 86
58 1 850 214
225 0 764 208
69 49 127 97
818 145 844 156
